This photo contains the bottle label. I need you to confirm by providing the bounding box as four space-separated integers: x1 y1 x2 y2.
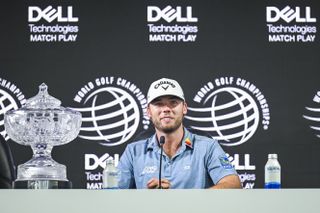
103 171 119 189
266 166 280 172
265 162 281 189
264 182 281 189
265 166 280 182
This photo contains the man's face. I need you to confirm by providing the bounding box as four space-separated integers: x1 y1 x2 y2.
147 96 187 134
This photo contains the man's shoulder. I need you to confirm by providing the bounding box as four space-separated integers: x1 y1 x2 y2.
125 137 153 154
191 132 218 145
187 128 215 142
189 132 222 152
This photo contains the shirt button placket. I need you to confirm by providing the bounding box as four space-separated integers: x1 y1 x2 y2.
164 159 172 177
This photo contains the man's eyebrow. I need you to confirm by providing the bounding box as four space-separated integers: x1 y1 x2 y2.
151 96 181 103
151 98 161 103
169 96 179 100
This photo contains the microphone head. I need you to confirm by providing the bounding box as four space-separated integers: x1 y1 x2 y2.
159 136 165 145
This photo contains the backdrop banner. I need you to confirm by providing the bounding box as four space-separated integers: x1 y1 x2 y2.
1 0 319 189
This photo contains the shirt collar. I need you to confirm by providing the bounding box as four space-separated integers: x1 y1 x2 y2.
147 134 158 151
182 128 193 149
146 127 194 151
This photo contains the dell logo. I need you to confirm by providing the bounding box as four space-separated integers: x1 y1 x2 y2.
28 6 79 23
266 6 316 23
147 6 198 23
85 153 119 170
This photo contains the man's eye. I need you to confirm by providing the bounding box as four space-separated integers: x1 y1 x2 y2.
170 101 179 106
153 102 162 106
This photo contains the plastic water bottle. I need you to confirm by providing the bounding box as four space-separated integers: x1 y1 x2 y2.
264 154 281 189
103 159 119 189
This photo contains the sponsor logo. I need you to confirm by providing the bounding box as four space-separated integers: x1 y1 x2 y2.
227 153 256 189
72 76 150 146
147 6 199 42
183 165 191 170
303 91 320 138
154 80 176 89
0 78 26 140
267 6 316 23
141 166 157 174
186 77 270 146
147 6 198 23
28 6 78 23
28 6 79 42
266 6 317 43
85 153 119 170
85 153 119 189
219 156 233 169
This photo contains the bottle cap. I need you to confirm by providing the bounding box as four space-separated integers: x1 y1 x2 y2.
268 154 278 159
106 158 114 164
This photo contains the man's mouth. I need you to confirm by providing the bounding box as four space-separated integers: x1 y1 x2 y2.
161 117 173 122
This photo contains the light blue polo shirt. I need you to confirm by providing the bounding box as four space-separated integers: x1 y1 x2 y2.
118 128 237 189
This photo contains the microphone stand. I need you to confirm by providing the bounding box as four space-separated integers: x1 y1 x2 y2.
159 136 165 189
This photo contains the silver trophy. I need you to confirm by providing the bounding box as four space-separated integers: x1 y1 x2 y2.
4 83 81 188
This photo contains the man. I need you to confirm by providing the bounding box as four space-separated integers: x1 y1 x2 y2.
118 78 242 189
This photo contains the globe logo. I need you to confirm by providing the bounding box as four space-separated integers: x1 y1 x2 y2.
73 87 141 146
186 87 260 146
303 91 320 138
0 89 19 140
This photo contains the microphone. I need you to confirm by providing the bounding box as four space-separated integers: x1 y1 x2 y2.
159 136 165 189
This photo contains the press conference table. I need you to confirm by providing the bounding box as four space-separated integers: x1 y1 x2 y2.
0 189 318 213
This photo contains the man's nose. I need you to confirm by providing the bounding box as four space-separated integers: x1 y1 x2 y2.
161 103 171 111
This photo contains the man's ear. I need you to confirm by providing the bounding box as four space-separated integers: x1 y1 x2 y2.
183 102 188 115
147 105 151 118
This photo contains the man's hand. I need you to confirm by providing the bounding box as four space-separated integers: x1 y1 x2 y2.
147 178 171 189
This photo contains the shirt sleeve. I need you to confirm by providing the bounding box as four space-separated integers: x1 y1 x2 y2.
118 145 136 189
206 141 238 185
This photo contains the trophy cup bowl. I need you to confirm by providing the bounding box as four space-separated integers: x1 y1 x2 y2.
4 83 82 188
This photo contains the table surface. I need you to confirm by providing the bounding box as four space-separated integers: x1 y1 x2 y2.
0 189 318 213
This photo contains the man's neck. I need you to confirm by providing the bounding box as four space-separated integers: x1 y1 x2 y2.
156 126 184 158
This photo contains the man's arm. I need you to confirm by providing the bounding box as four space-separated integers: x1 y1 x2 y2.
118 146 136 189
209 174 242 189
204 139 242 189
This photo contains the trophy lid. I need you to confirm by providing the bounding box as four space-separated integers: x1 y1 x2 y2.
25 83 61 109
4 83 82 147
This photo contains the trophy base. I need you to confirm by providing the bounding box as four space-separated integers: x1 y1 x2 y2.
13 180 72 189
17 156 67 181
